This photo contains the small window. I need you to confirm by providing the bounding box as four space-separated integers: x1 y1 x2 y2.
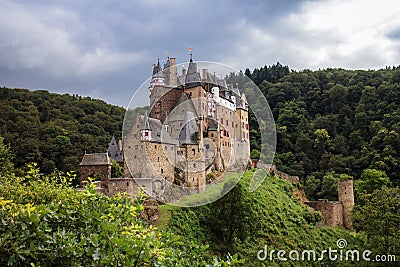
155 145 157 149
193 163 196 168
161 169 164 174
126 182 129 186
192 149 195 155
158 157 160 162
211 133 214 138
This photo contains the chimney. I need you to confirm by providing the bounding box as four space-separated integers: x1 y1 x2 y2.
169 57 177 87
202 69 207 82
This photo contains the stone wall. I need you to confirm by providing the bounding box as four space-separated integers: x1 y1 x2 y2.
80 165 111 186
105 178 153 198
150 87 182 122
338 180 354 229
305 199 344 228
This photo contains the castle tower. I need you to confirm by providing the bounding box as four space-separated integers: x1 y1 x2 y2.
140 111 152 142
168 57 178 87
79 153 112 193
338 179 354 229
149 59 165 108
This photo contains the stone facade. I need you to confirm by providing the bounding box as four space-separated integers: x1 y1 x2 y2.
305 179 354 229
338 179 354 229
79 153 111 187
123 55 251 200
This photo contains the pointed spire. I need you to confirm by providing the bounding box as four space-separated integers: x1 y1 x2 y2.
188 47 193 62
141 111 151 130
110 134 116 144
152 58 162 76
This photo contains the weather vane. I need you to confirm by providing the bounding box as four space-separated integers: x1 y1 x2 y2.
188 47 193 61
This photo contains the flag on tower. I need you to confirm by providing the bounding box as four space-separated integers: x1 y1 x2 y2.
187 47 192 52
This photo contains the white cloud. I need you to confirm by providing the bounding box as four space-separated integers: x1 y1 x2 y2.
287 0 400 69
222 0 400 70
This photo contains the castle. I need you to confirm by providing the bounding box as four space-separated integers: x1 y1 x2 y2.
305 180 354 229
78 55 354 229
80 55 251 202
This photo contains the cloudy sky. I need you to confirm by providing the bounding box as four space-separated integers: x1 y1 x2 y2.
1 0 400 107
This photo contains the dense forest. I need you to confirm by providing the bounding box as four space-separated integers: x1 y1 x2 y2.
237 64 400 200
0 87 125 173
1 65 400 265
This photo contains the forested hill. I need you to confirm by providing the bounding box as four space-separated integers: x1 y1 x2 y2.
2 64 400 197
244 64 400 199
0 87 125 173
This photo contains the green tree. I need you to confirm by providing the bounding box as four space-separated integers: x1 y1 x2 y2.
0 137 14 175
353 186 400 260
355 168 391 198
111 159 124 178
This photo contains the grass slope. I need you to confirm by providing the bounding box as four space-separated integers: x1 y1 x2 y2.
160 170 365 266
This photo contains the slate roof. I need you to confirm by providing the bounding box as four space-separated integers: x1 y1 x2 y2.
141 111 151 130
179 111 198 145
107 135 123 163
80 153 111 166
208 119 218 131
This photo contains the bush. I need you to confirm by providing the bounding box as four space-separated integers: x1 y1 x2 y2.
0 165 240 266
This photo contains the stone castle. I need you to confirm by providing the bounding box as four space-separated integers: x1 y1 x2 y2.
78 55 354 228
80 55 251 202
305 179 354 229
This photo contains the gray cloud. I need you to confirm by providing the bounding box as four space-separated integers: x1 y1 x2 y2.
0 0 399 107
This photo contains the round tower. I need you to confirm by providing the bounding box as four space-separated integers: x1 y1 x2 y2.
149 59 165 108
338 179 354 229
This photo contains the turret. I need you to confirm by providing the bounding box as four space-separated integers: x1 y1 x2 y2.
140 111 152 142
150 59 165 90
338 179 354 229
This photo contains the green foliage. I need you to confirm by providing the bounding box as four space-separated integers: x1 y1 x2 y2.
166 171 364 266
354 168 391 200
0 166 239 266
353 186 400 261
245 67 400 198
111 159 124 178
0 88 125 175
250 149 260 159
0 136 14 175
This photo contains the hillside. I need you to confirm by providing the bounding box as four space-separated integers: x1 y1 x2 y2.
0 87 125 174
235 65 400 200
160 170 365 266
